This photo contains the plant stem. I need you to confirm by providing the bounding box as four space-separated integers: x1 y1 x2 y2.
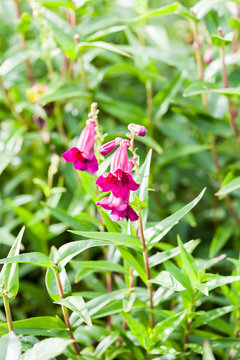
183 293 195 359
218 28 240 153
3 293 14 332
146 79 153 125
14 0 35 86
0 78 26 124
54 269 80 355
138 211 154 329
192 20 209 111
232 5 240 54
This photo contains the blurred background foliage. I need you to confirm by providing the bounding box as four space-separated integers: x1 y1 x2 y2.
1 0 240 356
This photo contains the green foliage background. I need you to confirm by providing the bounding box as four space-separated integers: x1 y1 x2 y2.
1 0 240 359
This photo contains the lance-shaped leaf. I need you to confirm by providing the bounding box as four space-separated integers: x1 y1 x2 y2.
151 310 187 343
69 231 142 250
0 317 68 337
126 2 181 22
0 253 53 268
146 188 206 248
133 149 152 226
177 236 199 287
149 271 186 291
55 295 92 327
0 226 25 299
216 177 240 197
21 338 73 360
149 239 200 267
57 239 115 269
203 341 216 360
192 305 239 329
122 313 152 350
0 332 21 360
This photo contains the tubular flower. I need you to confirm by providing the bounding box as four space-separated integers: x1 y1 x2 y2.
62 119 98 173
96 140 139 198
128 123 147 137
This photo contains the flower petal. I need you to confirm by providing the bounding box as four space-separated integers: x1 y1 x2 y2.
62 147 81 162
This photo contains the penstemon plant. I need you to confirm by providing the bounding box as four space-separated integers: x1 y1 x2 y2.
1 1 240 360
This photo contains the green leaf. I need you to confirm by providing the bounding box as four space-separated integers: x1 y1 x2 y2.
94 333 119 358
193 305 238 329
0 317 68 337
57 239 114 269
71 289 130 326
69 231 142 250
0 226 25 299
55 295 92 326
146 188 206 248
177 236 198 286
0 51 35 76
0 332 21 360
192 0 227 19
21 338 73 360
38 0 74 8
164 261 192 296
77 41 132 58
205 275 240 291
45 205 85 230
127 2 181 22
203 341 216 360
183 81 216 97
117 246 147 282
122 313 151 349
229 18 240 29
71 260 126 274
149 240 199 267
157 144 209 167
0 253 52 268
45 10 76 58
211 34 233 47
216 177 240 197
134 150 152 225
209 223 233 258
151 311 187 343
39 85 89 105
149 271 186 291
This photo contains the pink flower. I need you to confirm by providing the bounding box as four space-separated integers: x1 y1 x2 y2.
128 123 147 137
203 48 213 64
99 137 123 156
96 140 139 198
62 119 98 173
97 192 138 222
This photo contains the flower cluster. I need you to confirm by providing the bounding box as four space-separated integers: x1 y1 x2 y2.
96 123 147 222
62 103 147 222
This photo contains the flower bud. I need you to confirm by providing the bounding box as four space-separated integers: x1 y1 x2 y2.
128 123 147 137
99 139 119 156
203 48 213 64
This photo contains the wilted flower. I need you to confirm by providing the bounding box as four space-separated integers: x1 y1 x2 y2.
96 140 139 198
62 119 98 173
128 123 147 137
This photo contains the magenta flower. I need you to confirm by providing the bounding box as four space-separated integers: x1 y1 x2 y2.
97 192 138 222
96 140 139 198
62 119 98 174
99 137 123 156
128 123 147 137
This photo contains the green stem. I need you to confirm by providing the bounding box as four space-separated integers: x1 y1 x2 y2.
218 28 240 154
53 269 80 355
3 293 14 332
138 211 154 329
